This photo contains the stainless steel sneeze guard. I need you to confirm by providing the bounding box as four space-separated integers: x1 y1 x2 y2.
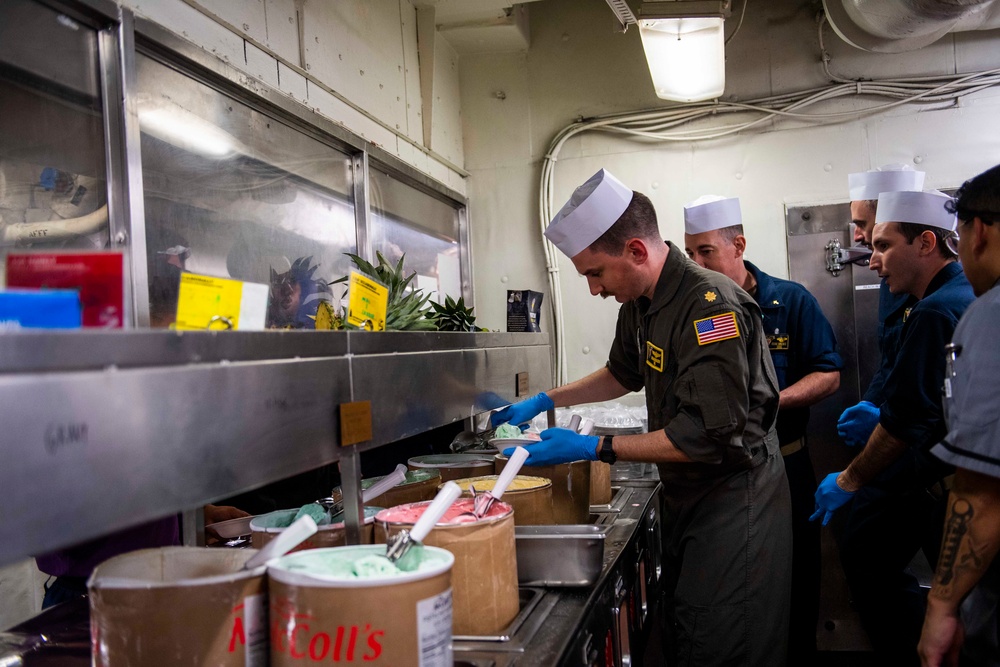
0 330 550 566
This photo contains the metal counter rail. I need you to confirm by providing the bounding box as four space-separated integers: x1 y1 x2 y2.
0 330 550 566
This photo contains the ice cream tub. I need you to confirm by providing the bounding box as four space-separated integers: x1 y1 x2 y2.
407 453 495 482
375 499 519 636
89 547 267 667
361 468 442 507
268 545 454 666
251 507 380 552
590 461 613 506
450 475 554 525
496 454 592 524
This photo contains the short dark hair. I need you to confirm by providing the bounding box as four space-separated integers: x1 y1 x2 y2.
896 222 958 260
590 191 662 255
717 224 745 244
860 199 879 216
947 163 1000 226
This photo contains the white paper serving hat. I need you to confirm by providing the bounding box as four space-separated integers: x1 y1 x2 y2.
683 195 742 235
875 190 956 231
848 164 925 201
544 169 634 258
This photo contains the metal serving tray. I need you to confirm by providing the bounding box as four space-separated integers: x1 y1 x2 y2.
515 525 606 587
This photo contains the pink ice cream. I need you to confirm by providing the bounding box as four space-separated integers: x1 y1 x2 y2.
375 498 512 525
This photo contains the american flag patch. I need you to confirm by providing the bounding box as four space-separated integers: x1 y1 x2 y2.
693 312 740 345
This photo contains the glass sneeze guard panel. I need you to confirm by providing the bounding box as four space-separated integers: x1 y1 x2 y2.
369 166 462 305
136 53 357 329
0 0 109 284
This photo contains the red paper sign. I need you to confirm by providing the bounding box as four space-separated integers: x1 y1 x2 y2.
6 251 124 328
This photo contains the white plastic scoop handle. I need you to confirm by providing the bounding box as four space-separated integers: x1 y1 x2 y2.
579 418 595 436
410 481 462 544
362 464 407 503
244 515 318 570
491 446 529 502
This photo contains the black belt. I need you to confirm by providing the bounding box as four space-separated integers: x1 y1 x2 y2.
780 438 805 457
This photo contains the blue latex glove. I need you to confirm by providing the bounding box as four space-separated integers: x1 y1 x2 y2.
810 472 856 526
490 392 554 429
503 427 599 466
837 401 880 447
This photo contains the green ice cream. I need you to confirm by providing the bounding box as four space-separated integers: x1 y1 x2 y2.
494 423 523 439
276 545 448 579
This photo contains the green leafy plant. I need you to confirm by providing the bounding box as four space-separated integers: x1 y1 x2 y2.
332 252 437 331
428 295 483 332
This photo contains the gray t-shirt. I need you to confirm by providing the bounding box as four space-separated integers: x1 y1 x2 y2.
930 279 1000 667
931 280 1000 479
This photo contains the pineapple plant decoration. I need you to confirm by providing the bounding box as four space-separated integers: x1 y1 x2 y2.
428 295 482 332
312 299 343 330
331 251 437 331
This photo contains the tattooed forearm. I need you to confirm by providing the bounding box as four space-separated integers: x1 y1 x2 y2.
936 498 974 588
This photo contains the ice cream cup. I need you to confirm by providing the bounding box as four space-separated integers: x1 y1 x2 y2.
407 454 495 482
449 475 554 525
495 454 592 524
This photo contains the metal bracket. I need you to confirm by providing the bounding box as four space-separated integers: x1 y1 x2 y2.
825 238 871 276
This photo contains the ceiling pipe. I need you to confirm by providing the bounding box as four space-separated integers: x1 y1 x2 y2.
823 0 1000 52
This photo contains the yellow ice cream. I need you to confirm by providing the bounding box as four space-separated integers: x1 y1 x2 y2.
454 475 550 492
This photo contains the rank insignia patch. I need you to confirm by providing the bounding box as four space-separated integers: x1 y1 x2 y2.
646 341 664 372
903 307 912 323
704 291 717 303
694 312 740 345
768 334 790 351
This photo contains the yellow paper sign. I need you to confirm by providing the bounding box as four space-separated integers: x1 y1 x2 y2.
346 271 388 331
175 273 244 331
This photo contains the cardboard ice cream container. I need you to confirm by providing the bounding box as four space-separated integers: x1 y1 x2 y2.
268 545 454 667
362 468 442 507
251 507 380 552
375 498 519 637
89 547 267 667
449 475 554 525
590 461 613 505
407 454 495 482
495 454 592 524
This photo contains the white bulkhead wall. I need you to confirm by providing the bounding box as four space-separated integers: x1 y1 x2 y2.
120 0 467 195
461 0 1000 384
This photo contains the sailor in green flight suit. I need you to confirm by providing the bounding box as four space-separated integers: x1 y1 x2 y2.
493 169 793 666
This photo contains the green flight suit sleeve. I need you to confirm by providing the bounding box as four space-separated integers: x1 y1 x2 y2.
607 304 645 392
662 303 756 465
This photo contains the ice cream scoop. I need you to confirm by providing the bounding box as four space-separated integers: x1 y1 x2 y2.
244 514 317 570
384 481 461 572
470 446 529 518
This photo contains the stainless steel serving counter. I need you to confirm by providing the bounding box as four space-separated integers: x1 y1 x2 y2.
0 330 551 565
2 465 663 666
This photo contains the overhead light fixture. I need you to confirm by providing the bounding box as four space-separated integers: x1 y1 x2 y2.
606 1 732 104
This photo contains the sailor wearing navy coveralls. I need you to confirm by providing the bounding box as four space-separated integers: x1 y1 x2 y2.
837 166 925 448
682 195 842 664
491 169 793 666
811 189 975 666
